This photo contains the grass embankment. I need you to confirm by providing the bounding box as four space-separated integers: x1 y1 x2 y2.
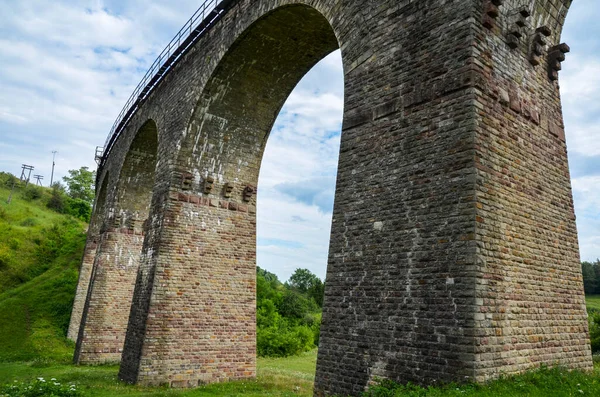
0 184 87 363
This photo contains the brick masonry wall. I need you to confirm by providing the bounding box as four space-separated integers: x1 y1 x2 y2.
469 0 591 380
67 237 98 341
68 173 110 341
74 230 144 364
74 122 158 364
68 0 590 395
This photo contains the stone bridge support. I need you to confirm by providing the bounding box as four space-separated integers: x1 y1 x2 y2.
67 174 109 342
73 121 158 364
69 0 590 395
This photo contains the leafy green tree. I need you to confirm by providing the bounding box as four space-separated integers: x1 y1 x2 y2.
62 167 95 203
256 266 322 357
47 183 67 213
288 268 325 307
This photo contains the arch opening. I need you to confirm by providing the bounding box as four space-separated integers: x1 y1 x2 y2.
559 0 600 269
120 4 343 387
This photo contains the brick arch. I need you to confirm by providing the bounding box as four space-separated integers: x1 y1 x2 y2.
114 119 159 230
74 120 159 365
120 3 342 387
176 4 339 207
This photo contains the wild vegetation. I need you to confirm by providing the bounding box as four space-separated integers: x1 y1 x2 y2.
257 266 323 357
0 173 88 363
1 169 600 395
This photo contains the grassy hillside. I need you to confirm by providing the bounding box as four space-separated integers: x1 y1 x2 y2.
0 182 87 362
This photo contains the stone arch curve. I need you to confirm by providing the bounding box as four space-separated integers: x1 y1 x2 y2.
119 3 344 387
176 3 341 206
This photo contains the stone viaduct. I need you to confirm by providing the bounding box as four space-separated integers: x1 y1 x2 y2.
67 0 591 395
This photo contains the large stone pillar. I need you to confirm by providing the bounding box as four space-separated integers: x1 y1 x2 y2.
74 225 144 364
68 173 110 342
74 120 158 364
67 236 99 341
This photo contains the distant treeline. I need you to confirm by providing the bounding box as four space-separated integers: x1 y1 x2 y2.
581 260 600 295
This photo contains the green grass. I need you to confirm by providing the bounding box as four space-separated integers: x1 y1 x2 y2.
2 353 600 397
0 350 318 396
586 295 600 311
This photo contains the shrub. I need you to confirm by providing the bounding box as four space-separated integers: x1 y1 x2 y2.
0 247 11 271
257 324 314 357
22 186 43 202
20 218 37 227
47 184 67 214
8 238 20 250
65 198 91 222
0 172 17 189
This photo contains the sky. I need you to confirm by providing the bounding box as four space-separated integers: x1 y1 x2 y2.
0 1 598 282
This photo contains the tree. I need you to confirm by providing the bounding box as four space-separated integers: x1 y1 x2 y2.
62 167 95 203
288 268 325 307
582 261 597 295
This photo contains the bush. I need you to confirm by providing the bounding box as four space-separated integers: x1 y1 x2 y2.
0 247 11 271
22 186 43 202
47 184 67 214
0 172 17 189
257 324 314 357
65 198 91 222
20 218 37 227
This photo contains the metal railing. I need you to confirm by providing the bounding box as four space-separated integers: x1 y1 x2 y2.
100 0 237 168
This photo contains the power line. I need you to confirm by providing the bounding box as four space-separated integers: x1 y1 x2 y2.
34 175 44 186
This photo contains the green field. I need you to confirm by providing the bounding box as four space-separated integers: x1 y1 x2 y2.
0 351 317 397
2 352 600 397
586 295 600 311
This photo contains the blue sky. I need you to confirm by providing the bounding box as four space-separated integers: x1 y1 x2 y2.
0 1 598 282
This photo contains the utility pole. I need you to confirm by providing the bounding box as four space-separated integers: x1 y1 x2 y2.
50 151 57 186
20 164 34 188
8 164 34 204
34 175 44 186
